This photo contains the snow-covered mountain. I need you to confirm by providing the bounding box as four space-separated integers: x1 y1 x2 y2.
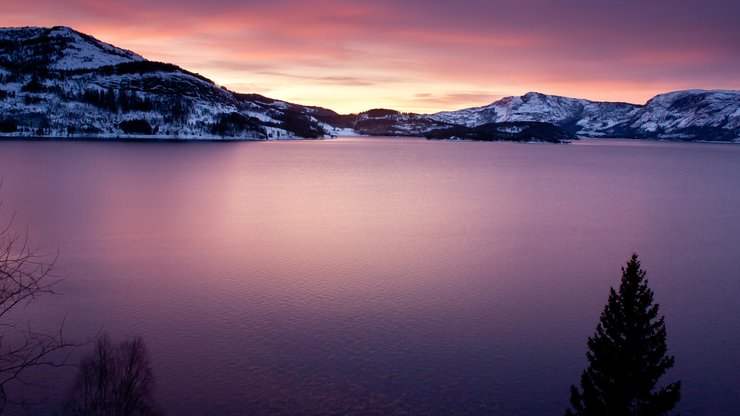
0 26 342 139
0 26 737 141
1 26 144 71
431 90 739 141
626 90 740 140
432 92 640 135
316 91 738 141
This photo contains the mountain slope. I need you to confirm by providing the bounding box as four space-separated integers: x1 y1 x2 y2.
0 26 144 72
433 92 641 135
431 90 739 141
0 26 340 139
622 90 740 140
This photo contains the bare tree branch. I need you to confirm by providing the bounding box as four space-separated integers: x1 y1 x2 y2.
0 186 79 413
65 333 161 416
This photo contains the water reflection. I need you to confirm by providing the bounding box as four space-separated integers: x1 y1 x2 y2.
0 138 738 415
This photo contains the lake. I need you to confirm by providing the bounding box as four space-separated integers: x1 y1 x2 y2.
0 137 739 415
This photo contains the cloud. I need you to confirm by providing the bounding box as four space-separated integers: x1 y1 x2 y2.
411 92 505 108
1 0 737 112
253 72 397 87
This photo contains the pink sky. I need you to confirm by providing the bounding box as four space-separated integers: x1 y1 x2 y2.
2 0 738 113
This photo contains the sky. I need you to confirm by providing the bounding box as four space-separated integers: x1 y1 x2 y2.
1 0 739 113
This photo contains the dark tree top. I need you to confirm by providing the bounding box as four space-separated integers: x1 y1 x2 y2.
566 254 681 416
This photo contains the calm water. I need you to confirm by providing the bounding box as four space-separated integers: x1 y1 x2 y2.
1 137 739 415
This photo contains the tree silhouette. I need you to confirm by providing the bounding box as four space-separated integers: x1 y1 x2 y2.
0 190 76 411
566 254 681 416
64 333 160 416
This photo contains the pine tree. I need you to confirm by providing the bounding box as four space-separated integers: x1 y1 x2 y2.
566 254 681 416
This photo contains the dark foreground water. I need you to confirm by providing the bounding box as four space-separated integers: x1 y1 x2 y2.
0 137 739 415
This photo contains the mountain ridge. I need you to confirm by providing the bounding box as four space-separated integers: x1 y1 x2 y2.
429 89 739 141
0 26 344 139
1 26 738 142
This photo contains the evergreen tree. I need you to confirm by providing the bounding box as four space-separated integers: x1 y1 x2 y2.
566 254 681 416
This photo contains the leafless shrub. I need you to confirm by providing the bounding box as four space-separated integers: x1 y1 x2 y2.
65 333 160 416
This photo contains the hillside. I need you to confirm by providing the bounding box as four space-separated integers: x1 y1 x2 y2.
0 26 343 139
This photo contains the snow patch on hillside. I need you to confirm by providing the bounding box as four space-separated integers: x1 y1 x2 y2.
48 27 144 70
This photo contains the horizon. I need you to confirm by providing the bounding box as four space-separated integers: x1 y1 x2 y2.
2 0 738 113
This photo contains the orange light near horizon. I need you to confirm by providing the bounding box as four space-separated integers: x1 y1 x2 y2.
1 1 736 114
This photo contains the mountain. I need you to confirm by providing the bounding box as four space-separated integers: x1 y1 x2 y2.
0 26 345 139
625 90 740 140
0 26 737 142
0 26 144 71
432 92 640 136
317 91 738 142
431 90 739 141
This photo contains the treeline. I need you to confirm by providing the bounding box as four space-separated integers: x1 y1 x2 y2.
61 88 154 113
0 35 61 75
63 334 161 416
83 61 215 85
0 117 17 133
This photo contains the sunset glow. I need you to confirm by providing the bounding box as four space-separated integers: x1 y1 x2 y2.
2 0 738 113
